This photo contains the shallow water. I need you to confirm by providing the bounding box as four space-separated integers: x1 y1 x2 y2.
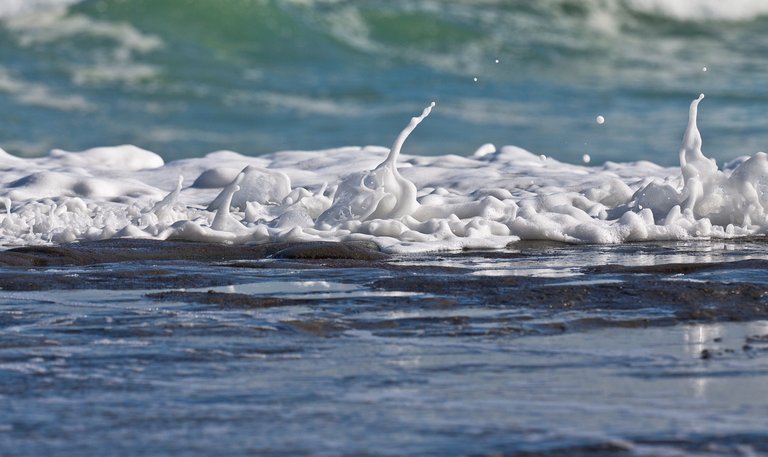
2 240 768 456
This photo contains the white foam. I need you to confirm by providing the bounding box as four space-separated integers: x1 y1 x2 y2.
316 102 432 228
0 96 766 252
0 0 80 19
625 0 768 22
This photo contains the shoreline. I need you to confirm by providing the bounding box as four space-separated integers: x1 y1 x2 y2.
0 238 766 331
2 239 768 455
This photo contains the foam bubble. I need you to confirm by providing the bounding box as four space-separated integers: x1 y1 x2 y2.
0 96 765 252
596 115 605 125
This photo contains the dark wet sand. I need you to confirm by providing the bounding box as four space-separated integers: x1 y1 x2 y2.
0 239 387 267
3 239 768 456
1 239 767 333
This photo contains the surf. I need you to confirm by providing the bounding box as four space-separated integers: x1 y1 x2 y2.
0 94 764 252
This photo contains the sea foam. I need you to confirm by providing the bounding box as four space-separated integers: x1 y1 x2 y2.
0 95 765 252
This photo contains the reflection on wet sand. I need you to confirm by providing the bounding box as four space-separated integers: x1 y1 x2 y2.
2 240 768 455
684 323 722 397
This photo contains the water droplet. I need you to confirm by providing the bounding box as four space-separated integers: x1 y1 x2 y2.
702 66 708 72
494 59 500 64
596 115 605 125
473 77 478 82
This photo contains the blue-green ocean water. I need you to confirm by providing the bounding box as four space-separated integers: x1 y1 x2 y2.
1 0 767 164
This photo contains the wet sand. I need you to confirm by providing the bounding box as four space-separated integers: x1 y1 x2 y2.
2 239 767 329
2 239 768 455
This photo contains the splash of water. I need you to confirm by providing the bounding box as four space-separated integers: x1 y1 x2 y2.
315 102 433 228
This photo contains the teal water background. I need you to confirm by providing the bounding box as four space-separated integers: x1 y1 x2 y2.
0 0 767 164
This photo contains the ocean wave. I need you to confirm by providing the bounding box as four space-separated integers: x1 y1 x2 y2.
2 1 162 89
624 0 768 22
0 0 766 166
0 66 92 111
0 0 80 19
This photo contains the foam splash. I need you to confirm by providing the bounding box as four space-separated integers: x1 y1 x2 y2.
315 102 432 228
0 96 766 252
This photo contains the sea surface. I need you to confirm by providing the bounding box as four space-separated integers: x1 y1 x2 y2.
1 0 767 164
2 1 768 456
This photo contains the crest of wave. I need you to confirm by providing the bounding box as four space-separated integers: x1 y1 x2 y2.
564 0 768 35
0 0 81 19
623 0 768 21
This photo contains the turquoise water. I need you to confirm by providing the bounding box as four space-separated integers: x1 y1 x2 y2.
1 0 767 164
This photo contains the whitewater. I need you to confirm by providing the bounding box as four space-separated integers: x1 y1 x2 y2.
0 94 765 253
